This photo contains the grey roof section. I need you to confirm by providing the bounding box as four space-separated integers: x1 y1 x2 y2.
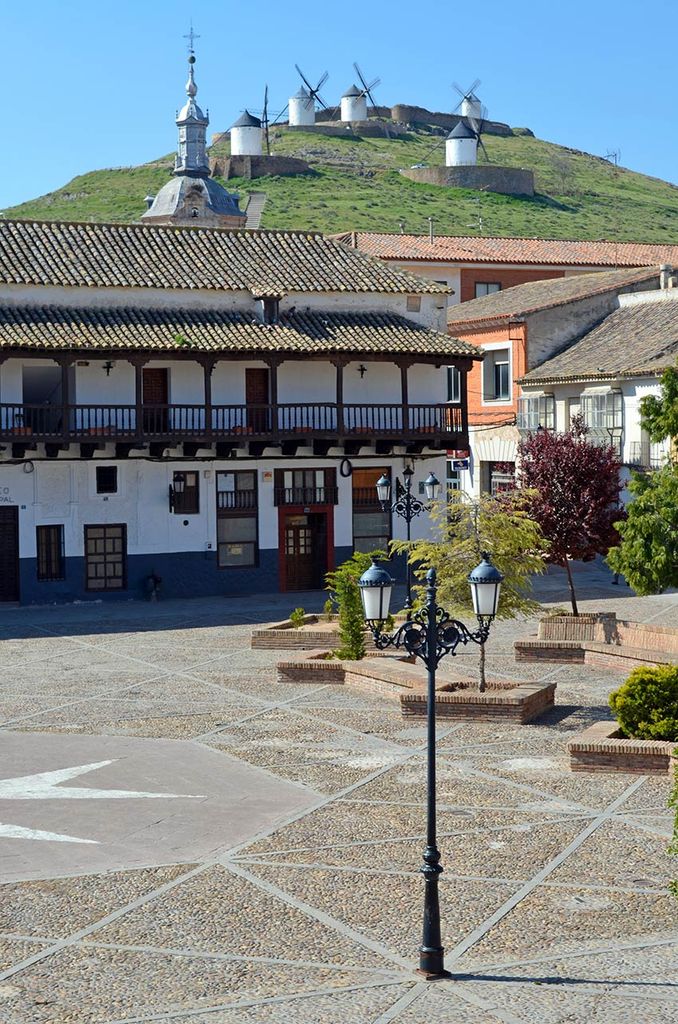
521 294 678 383
448 120 477 140
342 84 362 97
292 87 310 98
142 176 242 220
232 110 262 128
447 266 660 326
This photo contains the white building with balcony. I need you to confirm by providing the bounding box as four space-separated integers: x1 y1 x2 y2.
0 219 479 604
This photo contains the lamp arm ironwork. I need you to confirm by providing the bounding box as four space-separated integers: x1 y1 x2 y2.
365 604 492 670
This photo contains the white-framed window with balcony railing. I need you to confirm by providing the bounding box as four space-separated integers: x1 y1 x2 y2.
517 393 556 434
580 388 623 456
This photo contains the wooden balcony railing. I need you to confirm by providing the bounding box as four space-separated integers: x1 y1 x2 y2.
0 402 465 443
274 486 339 506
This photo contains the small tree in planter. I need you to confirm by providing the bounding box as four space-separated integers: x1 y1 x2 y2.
518 416 623 615
392 491 547 690
325 551 385 661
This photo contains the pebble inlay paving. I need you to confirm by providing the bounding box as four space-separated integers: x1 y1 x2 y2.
0 575 676 1022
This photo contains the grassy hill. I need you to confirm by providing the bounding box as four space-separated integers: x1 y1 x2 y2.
4 122 678 241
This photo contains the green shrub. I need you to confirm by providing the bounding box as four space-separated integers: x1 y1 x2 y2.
609 665 678 741
289 607 306 629
323 598 334 622
325 551 384 661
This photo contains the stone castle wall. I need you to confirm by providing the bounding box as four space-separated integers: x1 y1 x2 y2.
400 165 535 196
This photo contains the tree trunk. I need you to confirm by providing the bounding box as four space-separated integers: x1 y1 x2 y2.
478 641 486 693
563 559 579 616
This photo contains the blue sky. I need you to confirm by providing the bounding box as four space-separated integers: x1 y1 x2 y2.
3 0 675 210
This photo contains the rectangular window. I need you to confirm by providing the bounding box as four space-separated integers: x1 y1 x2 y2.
482 349 511 402
517 394 556 433
406 295 421 312
446 366 461 403
96 466 118 495
216 471 258 568
85 524 127 591
352 467 391 554
580 390 623 456
475 282 502 298
36 525 65 582
172 471 199 514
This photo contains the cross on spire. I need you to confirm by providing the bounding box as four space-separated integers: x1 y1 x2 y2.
183 22 200 55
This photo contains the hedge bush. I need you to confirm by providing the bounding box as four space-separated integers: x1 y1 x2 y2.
609 664 678 741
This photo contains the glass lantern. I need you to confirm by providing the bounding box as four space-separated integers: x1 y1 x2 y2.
467 554 504 620
358 559 395 623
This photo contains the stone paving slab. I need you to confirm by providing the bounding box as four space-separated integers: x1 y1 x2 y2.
0 571 675 1022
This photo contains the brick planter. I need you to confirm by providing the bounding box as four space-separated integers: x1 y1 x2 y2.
276 650 555 721
567 722 677 775
515 613 678 671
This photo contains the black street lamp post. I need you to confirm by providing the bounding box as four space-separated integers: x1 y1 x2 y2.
358 553 504 978
376 466 441 610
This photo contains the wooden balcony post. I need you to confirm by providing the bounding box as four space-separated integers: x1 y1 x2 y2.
332 356 347 435
57 355 74 442
202 357 216 439
399 360 410 436
131 357 148 442
264 355 281 434
459 359 469 440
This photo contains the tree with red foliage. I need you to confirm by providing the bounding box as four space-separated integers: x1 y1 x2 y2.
517 416 623 614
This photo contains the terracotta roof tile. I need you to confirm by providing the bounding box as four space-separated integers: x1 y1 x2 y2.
336 231 678 268
0 221 448 295
446 267 659 327
522 295 678 383
0 306 480 359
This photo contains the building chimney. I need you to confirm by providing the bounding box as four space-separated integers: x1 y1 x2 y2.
660 263 673 289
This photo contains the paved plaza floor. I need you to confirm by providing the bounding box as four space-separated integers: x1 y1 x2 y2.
0 564 676 1022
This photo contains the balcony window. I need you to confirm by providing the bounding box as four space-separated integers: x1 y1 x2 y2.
580 389 623 455
352 467 391 554
482 349 511 402
446 366 461 404
517 394 556 434
274 468 338 506
217 471 258 568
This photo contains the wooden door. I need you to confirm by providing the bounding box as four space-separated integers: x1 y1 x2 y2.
284 512 327 591
0 506 20 602
142 368 169 434
245 368 270 433
85 524 127 591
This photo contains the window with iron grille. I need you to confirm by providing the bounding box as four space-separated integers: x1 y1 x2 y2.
517 394 556 433
172 471 199 514
216 471 258 568
36 525 65 582
273 468 338 506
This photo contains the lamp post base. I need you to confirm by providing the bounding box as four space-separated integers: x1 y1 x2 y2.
416 965 453 981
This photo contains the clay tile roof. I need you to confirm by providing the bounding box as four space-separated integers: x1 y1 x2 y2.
446 266 659 327
521 295 678 383
334 231 678 268
0 220 449 295
0 306 481 359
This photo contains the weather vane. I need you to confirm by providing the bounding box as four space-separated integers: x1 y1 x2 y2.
183 22 200 55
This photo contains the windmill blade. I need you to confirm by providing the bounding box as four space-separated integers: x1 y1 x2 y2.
262 84 270 155
478 136 490 161
270 103 289 127
452 81 466 98
295 63 316 94
467 78 481 96
353 61 368 88
364 77 381 107
313 71 329 95
315 92 329 111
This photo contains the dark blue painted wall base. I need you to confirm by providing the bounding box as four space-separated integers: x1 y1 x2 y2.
18 545 357 605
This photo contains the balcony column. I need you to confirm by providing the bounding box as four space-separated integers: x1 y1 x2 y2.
131 356 149 442
202 357 216 440
399 360 410 436
331 356 348 435
56 355 74 443
264 355 281 434
459 359 470 442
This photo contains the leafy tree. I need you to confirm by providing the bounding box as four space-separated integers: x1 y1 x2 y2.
392 491 547 690
607 466 678 594
325 551 383 661
517 417 623 615
608 363 678 594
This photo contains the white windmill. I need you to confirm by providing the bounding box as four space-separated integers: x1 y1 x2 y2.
340 63 380 122
453 79 483 121
288 65 329 126
230 110 263 156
